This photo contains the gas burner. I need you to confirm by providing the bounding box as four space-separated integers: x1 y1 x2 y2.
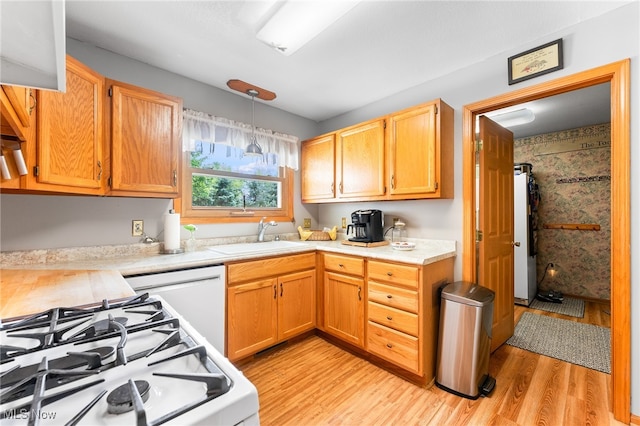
0 295 257 425
106 380 150 414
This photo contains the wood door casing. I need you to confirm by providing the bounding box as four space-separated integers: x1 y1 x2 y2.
477 116 514 352
462 60 630 422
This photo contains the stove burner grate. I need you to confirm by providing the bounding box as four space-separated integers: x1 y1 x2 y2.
106 380 150 414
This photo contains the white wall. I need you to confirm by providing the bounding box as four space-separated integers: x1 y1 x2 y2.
0 2 637 416
317 3 639 415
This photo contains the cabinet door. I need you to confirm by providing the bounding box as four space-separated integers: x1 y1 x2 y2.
278 270 316 340
2 86 33 128
301 134 335 202
324 271 365 347
109 81 182 196
227 278 278 361
336 119 385 199
36 56 106 193
388 103 437 195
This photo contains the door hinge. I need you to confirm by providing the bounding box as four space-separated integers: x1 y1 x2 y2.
33 165 39 177
475 140 483 152
476 230 483 242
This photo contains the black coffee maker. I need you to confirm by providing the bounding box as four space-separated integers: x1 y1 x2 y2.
347 209 384 243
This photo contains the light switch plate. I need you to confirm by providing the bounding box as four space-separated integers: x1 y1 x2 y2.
132 220 144 236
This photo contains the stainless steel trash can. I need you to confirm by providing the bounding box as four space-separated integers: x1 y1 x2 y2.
435 281 496 399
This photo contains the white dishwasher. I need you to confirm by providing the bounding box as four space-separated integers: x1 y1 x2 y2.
125 264 226 354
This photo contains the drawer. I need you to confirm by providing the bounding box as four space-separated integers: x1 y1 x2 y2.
368 282 418 313
228 252 315 284
367 321 419 373
368 260 419 289
368 301 418 336
323 253 364 277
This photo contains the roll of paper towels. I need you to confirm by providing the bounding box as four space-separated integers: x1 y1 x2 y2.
164 211 181 251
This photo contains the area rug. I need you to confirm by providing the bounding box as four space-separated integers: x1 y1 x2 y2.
506 312 610 374
529 296 585 318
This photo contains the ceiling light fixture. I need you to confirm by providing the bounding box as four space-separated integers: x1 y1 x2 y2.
487 108 536 128
256 0 361 56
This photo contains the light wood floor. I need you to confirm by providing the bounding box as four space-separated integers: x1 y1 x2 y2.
239 300 625 426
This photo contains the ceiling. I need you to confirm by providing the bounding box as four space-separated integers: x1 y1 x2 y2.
65 1 627 135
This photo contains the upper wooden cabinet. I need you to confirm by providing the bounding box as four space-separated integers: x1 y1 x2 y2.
107 80 182 197
336 118 386 200
300 99 453 203
34 56 106 194
300 134 335 202
387 100 453 199
0 56 183 198
1 85 34 141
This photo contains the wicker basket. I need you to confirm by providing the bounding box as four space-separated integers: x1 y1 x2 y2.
298 226 337 241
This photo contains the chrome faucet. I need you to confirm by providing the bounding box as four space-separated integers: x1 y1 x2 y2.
257 217 277 242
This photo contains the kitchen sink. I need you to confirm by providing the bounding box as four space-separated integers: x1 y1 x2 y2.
206 240 307 255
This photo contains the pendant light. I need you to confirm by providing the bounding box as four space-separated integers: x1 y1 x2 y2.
226 80 277 158
244 89 263 157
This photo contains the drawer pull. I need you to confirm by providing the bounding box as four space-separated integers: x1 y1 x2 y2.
386 343 393 349
386 316 393 320
338 264 344 268
358 286 362 301
273 284 277 299
386 272 393 276
386 294 393 299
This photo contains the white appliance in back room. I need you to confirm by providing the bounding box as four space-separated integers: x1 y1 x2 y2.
514 163 540 306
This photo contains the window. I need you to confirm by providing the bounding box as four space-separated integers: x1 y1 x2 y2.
181 109 298 223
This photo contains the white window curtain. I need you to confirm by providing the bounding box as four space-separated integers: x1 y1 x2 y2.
183 108 299 170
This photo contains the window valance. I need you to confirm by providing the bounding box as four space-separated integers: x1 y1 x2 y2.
182 108 299 170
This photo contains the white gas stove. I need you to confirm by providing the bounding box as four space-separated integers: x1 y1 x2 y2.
0 294 259 425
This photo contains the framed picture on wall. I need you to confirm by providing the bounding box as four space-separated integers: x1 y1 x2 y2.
508 39 564 85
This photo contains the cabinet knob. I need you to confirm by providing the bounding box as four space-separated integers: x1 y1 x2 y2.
386 343 393 349
386 294 393 299
338 264 344 268
386 316 393 321
386 272 393 276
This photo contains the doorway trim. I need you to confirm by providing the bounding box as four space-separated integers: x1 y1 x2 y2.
461 60 630 422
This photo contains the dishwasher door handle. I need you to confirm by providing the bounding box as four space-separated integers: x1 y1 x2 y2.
130 276 222 292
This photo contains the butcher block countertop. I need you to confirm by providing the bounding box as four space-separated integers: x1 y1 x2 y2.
0 269 136 320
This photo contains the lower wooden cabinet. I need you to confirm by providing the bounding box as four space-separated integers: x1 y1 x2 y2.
324 271 365 348
366 258 454 382
226 253 316 361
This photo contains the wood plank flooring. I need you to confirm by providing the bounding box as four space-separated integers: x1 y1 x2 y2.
238 300 624 425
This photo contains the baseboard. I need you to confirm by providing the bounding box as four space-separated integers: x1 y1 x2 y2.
630 413 640 425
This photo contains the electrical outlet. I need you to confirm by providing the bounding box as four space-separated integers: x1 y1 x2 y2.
303 218 311 229
341 217 347 229
132 220 144 236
